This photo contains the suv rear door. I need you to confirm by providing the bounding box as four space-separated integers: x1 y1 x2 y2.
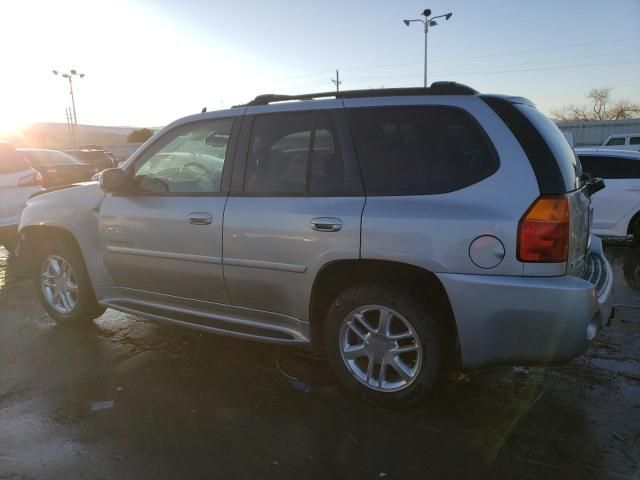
99 116 238 303
223 104 364 322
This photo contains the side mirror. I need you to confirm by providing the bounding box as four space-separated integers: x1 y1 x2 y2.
586 177 606 196
99 168 129 193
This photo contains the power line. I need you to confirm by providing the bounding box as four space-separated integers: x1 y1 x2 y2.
345 59 639 82
280 36 640 83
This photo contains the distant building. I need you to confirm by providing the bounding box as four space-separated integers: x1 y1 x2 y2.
556 118 640 147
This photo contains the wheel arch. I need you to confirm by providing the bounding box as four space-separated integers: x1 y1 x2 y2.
626 209 640 236
19 225 85 274
309 259 460 364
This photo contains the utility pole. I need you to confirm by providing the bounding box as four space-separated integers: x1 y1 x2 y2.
331 69 342 93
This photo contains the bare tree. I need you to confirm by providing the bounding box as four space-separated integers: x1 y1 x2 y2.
551 87 640 121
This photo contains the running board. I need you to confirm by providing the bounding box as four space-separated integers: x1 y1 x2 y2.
101 299 309 345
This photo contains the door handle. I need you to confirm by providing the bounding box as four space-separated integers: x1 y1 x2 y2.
310 217 343 232
187 212 213 225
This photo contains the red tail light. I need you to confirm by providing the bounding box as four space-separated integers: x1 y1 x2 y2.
19 172 43 187
517 195 569 263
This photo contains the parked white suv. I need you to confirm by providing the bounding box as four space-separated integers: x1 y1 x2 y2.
602 134 640 152
17 83 613 405
576 147 640 242
0 143 43 253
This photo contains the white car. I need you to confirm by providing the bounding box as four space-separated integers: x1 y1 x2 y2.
0 143 43 253
575 148 640 241
601 134 640 152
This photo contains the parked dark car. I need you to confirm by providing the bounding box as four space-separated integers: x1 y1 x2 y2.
17 149 98 188
64 148 116 171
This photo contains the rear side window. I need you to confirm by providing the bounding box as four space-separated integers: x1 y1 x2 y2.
347 106 498 195
0 145 28 174
606 137 626 146
244 110 356 195
579 155 640 179
630 137 640 145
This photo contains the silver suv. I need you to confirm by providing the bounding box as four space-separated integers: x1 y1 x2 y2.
18 83 613 406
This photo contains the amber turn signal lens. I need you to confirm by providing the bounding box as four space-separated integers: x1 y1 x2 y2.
517 195 569 263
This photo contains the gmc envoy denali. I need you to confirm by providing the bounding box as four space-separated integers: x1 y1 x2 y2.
18 82 613 405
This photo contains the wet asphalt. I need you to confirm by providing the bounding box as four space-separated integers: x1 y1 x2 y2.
0 244 639 479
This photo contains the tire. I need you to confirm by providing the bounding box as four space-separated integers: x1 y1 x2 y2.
324 282 447 407
34 238 105 324
632 218 640 246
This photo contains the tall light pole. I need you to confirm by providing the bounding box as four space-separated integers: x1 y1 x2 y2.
403 9 453 87
52 69 85 125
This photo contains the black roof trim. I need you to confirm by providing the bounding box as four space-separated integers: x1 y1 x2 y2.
238 82 478 107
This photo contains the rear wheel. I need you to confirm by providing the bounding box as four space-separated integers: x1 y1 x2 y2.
324 282 447 407
34 239 105 324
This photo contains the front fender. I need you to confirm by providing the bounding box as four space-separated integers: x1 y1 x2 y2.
19 183 113 288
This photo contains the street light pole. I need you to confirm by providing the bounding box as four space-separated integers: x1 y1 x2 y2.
423 21 428 87
68 75 78 125
52 69 85 125
403 9 453 88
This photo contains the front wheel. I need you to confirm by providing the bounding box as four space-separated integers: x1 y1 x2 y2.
34 239 105 324
324 282 447 407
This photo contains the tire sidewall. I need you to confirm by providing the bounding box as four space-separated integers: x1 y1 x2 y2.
324 282 444 407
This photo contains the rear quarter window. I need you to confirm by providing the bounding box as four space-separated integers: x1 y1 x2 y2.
346 106 498 195
514 104 581 192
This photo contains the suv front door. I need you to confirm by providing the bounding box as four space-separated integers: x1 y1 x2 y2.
223 106 364 323
99 116 238 304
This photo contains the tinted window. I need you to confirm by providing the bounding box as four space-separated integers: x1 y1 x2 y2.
0 144 28 174
606 137 626 146
515 104 581 191
630 137 640 145
244 111 349 195
579 155 640 179
347 106 498 195
133 119 232 194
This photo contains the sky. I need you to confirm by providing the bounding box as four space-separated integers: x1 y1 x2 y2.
0 0 638 132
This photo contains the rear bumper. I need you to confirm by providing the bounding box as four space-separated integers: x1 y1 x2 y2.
437 240 613 368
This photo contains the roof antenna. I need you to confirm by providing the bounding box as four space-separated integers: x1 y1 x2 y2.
201 107 207 113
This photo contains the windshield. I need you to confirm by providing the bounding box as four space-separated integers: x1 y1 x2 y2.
20 149 81 166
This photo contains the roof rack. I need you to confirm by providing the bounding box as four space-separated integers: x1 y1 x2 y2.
238 82 478 107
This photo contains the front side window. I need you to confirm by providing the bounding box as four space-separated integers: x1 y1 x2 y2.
606 137 626 146
347 106 498 195
133 119 232 194
244 111 349 195
579 155 640 179
630 137 640 145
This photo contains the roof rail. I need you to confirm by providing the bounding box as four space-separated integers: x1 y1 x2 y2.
238 82 477 107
